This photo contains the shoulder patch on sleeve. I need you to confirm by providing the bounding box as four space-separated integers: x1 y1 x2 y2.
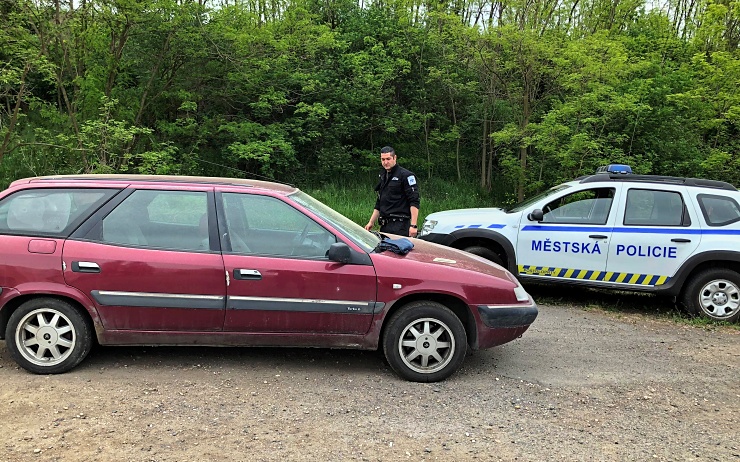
407 175 416 186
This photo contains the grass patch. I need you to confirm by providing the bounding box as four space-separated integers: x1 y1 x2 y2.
304 176 500 227
526 283 740 330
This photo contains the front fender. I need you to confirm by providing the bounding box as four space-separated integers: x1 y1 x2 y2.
449 228 517 273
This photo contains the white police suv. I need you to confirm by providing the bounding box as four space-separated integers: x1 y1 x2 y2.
419 165 740 322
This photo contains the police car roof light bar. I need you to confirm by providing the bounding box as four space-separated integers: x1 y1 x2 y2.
596 164 632 174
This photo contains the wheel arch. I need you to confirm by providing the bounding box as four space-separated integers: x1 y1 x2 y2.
381 293 477 349
663 251 740 297
448 229 516 273
0 290 101 341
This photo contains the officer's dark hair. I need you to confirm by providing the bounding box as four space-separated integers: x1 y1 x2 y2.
380 146 395 156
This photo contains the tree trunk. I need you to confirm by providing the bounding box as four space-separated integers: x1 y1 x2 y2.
0 64 30 164
450 92 460 180
480 112 488 188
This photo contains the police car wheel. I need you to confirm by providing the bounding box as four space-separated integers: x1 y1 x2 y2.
682 268 740 323
6 298 94 374
463 246 504 267
382 301 467 382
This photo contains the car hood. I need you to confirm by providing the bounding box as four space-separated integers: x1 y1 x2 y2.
425 207 509 223
373 235 513 280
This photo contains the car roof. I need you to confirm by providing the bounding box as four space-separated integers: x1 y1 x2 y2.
10 174 299 195
577 173 737 191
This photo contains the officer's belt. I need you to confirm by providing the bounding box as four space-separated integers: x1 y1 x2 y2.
379 214 410 225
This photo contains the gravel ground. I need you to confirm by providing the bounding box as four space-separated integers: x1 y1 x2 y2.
0 301 738 462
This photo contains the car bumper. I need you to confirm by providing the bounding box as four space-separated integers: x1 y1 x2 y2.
477 303 538 328
474 303 538 349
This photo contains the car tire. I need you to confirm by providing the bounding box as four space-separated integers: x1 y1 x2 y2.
383 301 467 382
681 268 740 323
463 246 504 267
6 298 93 374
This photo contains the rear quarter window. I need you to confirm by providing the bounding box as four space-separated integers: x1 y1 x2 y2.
698 194 740 227
0 188 117 237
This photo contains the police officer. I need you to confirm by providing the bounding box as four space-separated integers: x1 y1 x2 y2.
365 146 420 237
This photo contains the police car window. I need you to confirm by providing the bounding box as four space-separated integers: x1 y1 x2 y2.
508 184 571 213
624 189 686 226
698 194 740 227
541 188 615 225
222 193 336 259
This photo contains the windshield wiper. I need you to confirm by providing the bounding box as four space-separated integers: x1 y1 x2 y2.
371 230 389 252
371 230 390 240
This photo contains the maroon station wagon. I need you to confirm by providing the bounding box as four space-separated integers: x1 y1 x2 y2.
0 175 538 382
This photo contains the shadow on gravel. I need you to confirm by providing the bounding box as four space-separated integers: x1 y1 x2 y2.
79 344 390 376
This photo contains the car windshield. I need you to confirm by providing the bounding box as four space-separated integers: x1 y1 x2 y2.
289 191 380 252
507 184 571 213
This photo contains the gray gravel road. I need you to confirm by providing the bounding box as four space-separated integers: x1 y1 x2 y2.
0 303 738 461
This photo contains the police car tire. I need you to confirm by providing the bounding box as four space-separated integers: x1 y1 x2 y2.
382 301 467 382
6 298 94 374
463 246 504 267
681 268 740 323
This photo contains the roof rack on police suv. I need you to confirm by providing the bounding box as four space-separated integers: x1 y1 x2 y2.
579 170 736 191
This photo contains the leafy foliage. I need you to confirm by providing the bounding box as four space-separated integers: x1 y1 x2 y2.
1 0 739 197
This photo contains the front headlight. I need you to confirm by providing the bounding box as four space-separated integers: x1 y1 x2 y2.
419 219 437 237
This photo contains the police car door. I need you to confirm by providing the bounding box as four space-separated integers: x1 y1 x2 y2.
605 185 700 287
516 186 619 282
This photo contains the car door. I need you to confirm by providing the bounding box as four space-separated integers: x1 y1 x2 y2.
63 186 227 331
605 185 701 287
218 190 377 335
516 186 620 282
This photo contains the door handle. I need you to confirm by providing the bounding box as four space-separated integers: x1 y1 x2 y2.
234 269 262 280
71 261 101 273
589 235 608 239
671 238 692 243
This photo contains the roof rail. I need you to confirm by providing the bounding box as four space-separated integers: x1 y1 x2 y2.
31 174 257 188
579 173 737 191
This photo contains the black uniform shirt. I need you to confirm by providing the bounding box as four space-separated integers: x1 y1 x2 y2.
374 164 420 217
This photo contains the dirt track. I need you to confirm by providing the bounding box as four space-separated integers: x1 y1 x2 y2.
1 301 738 461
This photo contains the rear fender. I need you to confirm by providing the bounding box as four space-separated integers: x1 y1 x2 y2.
660 250 740 296
0 283 102 340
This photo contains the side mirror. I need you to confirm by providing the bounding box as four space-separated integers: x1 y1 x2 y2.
527 209 544 222
328 242 352 263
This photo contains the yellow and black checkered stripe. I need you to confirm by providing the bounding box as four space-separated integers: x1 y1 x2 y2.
518 265 670 286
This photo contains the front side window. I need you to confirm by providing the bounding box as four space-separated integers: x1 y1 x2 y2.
0 188 116 237
541 188 615 225
222 193 336 258
100 189 208 251
508 184 571 213
624 189 687 226
698 194 740 226
289 191 378 252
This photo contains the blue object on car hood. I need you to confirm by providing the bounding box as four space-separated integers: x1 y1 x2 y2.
378 238 414 255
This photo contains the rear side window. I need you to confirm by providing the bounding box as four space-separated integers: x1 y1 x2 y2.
100 189 209 251
624 189 689 226
0 188 116 237
698 194 740 226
